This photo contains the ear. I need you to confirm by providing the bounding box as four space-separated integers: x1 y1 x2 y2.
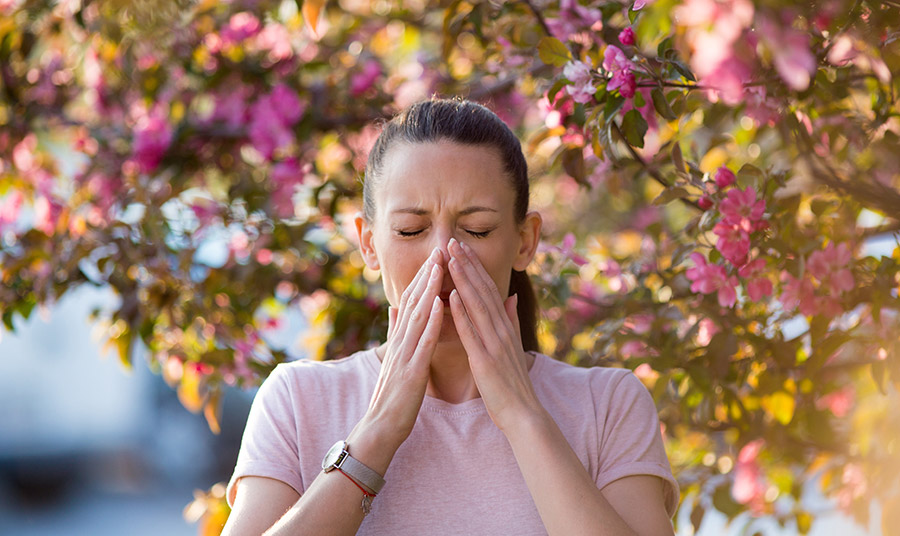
354 211 381 271
512 211 542 272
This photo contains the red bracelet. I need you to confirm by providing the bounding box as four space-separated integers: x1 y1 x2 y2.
338 468 376 497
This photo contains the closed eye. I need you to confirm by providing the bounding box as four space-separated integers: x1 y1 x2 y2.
396 229 492 239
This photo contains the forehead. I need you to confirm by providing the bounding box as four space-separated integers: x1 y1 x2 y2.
376 140 514 216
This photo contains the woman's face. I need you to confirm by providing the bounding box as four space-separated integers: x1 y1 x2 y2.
356 140 540 340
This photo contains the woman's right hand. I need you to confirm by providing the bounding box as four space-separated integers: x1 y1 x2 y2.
348 247 445 454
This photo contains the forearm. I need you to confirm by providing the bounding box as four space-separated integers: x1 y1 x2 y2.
504 408 638 536
263 418 399 536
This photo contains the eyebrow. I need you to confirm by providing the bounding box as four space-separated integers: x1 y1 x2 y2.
390 206 499 216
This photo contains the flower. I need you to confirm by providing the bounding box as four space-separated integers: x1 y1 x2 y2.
563 61 596 104
758 15 817 91
220 12 261 46
739 258 773 301
714 166 736 189
608 70 636 98
807 242 854 295
350 60 382 97
815 385 855 417
685 252 739 307
633 0 653 10
132 111 173 173
713 222 750 267
618 27 636 46
698 196 713 210
269 158 306 218
249 84 305 159
719 187 765 231
0 190 24 234
732 439 767 514
780 272 818 316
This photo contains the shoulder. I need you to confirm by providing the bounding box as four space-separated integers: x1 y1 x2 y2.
267 348 379 392
530 351 634 395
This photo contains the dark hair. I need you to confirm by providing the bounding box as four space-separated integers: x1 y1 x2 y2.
363 98 539 352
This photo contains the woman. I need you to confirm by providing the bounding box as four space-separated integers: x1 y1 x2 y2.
222 99 679 535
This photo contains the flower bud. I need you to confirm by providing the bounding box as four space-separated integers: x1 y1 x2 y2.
714 166 736 189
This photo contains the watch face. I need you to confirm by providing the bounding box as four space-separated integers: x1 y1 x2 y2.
322 440 346 470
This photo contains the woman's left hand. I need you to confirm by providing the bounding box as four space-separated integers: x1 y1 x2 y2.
446 237 544 432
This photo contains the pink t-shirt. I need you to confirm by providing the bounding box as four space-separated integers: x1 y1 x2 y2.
227 349 680 534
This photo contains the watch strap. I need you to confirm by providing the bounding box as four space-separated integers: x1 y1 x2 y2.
338 450 386 495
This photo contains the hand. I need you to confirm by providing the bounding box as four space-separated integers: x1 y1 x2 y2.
446 238 542 432
357 247 445 450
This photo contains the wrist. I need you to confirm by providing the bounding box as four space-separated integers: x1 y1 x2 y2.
344 415 403 476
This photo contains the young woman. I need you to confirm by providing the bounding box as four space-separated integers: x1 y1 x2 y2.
222 99 679 535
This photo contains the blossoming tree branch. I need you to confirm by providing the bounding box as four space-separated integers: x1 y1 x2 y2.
1 0 899 533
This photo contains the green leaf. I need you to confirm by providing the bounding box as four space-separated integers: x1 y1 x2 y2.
546 78 567 104
603 94 625 123
651 88 677 120
670 60 696 82
621 109 648 148
538 37 572 67
672 141 686 176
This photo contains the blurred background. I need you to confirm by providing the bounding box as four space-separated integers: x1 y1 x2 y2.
2 0 899 534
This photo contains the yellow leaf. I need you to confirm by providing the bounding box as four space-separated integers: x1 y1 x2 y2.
762 391 795 425
302 0 326 36
178 366 206 413
204 389 222 435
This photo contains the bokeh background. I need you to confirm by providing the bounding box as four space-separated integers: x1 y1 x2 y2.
1 0 899 534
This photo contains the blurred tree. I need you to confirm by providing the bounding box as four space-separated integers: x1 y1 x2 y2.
1 0 899 533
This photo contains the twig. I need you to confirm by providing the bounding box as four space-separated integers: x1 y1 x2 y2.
522 0 553 38
610 121 701 211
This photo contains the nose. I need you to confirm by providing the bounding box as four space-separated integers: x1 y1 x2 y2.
432 228 453 268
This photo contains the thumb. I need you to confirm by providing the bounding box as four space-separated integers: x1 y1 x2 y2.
387 306 398 340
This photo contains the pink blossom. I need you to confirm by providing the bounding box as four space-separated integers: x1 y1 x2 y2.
545 0 603 42
685 252 739 307
624 314 653 335
603 45 631 72
12 133 38 172
0 191 24 234
221 12 261 46
739 258 773 301
714 222 750 267
696 317 719 346
758 16 817 91
563 61 596 104
249 85 305 159
815 385 855 417
211 83 253 130
780 273 818 316
633 0 653 10
714 166 736 189
270 158 306 218
675 0 756 105
350 60 382 97
132 111 173 173
33 195 63 235
251 22 294 62
698 196 713 210
837 463 868 512
807 242 855 295
608 69 636 98
620 340 655 358
719 187 765 231
618 27 636 46
229 230 251 261
732 439 767 513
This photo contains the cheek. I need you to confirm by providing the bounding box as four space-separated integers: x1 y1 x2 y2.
381 244 430 304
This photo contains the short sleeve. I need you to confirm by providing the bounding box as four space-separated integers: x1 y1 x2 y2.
595 371 680 518
226 365 305 507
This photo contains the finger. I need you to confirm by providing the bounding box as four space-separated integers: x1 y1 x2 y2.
397 262 443 359
409 295 444 371
396 249 440 337
505 293 522 345
398 248 438 313
447 242 509 344
449 288 488 357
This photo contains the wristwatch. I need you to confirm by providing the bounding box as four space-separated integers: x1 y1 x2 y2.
322 440 386 495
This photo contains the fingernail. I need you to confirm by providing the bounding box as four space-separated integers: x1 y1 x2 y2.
512 293 518 306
